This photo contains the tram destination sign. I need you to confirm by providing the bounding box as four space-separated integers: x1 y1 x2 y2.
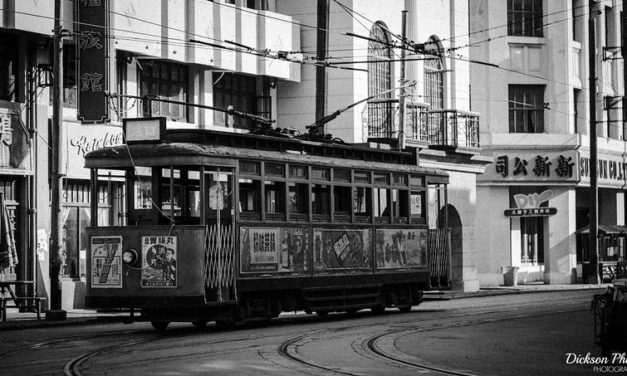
504 207 557 217
123 117 166 143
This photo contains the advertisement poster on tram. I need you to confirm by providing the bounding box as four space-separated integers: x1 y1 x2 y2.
141 236 177 288
312 228 371 270
91 236 122 288
240 227 310 273
375 229 428 269
240 228 279 272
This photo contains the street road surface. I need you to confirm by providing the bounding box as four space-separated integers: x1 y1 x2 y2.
0 289 607 375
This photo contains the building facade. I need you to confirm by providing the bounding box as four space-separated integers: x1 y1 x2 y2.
471 0 625 285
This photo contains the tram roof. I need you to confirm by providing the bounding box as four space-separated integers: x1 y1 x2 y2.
85 129 449 179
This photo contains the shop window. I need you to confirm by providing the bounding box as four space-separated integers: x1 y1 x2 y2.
507 0 543 37
289 165 308 179
213 73 260 130
374 173 389 185
240 161 260 176
264 180 285 219
393 174 407 186
288 182 308 220
265 163 285 177
521 216 544 264
140 60 188 121
509 85 545 133
239 178 261 219
312 167 330 181
354 186 372 222
333 185 351 221
354 171 370 184
312 184 330 219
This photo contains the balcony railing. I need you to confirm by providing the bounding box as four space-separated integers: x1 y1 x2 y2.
366 100 480 149
427 109 480 149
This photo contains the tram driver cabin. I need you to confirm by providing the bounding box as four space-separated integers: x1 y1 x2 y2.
83 124 451 329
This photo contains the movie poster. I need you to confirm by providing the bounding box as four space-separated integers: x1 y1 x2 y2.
91 236 122 288
375 229 428 269
141 236 177 288
312 228 370 270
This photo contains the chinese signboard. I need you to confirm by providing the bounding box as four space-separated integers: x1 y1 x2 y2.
482 150 579 183
375 229 428 269
0 105 31 170
90 236 122 288
141 236 177 288
76 0 109 123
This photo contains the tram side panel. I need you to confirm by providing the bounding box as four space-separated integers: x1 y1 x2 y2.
85 226 208 309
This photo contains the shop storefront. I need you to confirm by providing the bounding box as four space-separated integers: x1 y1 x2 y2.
59 121 124 309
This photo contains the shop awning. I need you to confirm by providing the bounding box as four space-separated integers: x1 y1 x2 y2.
576 224 627 235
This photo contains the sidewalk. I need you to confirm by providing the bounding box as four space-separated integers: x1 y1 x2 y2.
0 283 611 330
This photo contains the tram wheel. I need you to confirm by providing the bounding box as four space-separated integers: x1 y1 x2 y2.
151 321 170 331
191 320 208 328
316 311 329 317
398 305 412 313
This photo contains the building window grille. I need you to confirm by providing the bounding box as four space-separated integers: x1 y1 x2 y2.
508 85 545 133
140 60 188 122
507 0 543 37
213 73 262 130
367 22 393 136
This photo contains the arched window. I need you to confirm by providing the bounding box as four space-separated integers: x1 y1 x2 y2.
424 36 445 110
367 22 393 138
368 22 392 97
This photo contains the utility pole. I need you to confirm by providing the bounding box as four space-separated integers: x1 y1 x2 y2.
398 10 408 150
49 0 66 318
588 2 599 284
314 0 330 137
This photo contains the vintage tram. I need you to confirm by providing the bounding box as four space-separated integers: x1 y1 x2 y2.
84 122 451 330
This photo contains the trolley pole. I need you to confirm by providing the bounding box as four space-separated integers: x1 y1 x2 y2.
48 0 66 318
398 10 408 150
588 4 600 284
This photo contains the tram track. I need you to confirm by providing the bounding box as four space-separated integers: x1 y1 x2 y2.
274 302 590 376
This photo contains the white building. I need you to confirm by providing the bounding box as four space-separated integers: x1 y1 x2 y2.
470 0 625 285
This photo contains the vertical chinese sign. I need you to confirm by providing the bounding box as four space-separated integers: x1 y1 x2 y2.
76 0 109 123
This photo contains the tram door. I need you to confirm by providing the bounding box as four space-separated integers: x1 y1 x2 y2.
203 169 236 302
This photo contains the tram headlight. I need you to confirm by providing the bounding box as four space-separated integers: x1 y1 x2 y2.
122 249 138 265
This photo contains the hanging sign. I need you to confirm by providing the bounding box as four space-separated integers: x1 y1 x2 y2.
76 0 109 123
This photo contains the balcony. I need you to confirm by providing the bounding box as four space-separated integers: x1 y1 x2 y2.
366 100 480 149
427 109 481 149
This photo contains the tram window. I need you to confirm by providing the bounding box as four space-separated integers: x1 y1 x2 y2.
161 184 182 216
334 169 351 183
188 188 200 217
374 173 389 185
354 171 370 184
240 161 260 176
312 167 330 181
264 180 285 216
265 163 285 177
392 189 409 224
207 172 232 214
374 188 390 220
334 186 351 221
393 174 407 186
288 183 308 216
354 186 372 221
239 178 261 216
312 184 330 216
410 191 426 224
289 165 308 179
410 175 424 187
134 179 152 209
